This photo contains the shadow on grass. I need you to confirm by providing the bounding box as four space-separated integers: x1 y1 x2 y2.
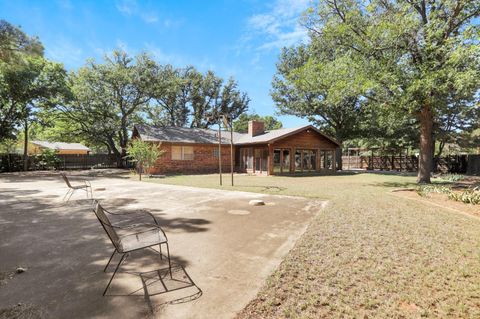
370 181 418 188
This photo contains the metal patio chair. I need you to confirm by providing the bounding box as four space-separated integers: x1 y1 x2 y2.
60 173 92 202
92 200 172 296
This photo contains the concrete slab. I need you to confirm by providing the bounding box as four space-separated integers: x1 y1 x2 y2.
0 172 325 318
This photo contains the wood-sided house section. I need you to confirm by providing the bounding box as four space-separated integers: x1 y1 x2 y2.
133 120 340 175
235 121 339 175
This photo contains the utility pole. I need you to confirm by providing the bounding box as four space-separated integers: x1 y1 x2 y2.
222 114 234 186
218 118 222 186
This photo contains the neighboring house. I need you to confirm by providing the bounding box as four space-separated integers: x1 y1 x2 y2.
29 140 91 155
132 120 340 175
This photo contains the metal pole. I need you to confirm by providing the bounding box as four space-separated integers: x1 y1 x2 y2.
230 121 234 186
218 119 222 186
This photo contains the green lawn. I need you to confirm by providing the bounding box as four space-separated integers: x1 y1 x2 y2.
146 173 480 318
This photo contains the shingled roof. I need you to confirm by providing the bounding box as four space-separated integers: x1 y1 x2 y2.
31 140 91 151
134 124 340 146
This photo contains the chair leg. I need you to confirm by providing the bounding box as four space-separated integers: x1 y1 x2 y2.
166 243 172 278
65 189 75 203
104 250 116 272
103 253 126 296
63 189 72 202
159 244 163 260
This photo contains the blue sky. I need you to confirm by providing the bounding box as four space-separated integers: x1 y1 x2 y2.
1 0 311 127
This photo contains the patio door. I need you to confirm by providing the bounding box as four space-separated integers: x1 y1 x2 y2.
254 148 268 174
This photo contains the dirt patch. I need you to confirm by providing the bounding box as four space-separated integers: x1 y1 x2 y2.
0 303 46 319
392 189 480 217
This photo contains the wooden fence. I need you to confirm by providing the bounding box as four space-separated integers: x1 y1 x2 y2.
342 154 477 175
467 155 480 176
0 153 132 172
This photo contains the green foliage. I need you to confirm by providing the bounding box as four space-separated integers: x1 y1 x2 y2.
417 184 479 205
439 174 465 182
36 148 60 170
298 0 480 182
57 50 154 159
188 71 250 128
0 138 17 153
146 66 250 129
0 19 43 63
417 185 452 197
448 187 480 205
233 113 283 133
0 20 63 142
126 139 164 180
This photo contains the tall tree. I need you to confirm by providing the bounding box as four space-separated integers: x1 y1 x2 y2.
190 71 250 128
0 19 43 61
58 50 155 162
271 45 364 169
0 20 45 142
303 0 480 183
147 65 191 127
18 59 69 170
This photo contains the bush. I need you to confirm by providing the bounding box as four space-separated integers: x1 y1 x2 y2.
36 149 60 170
417 185 479 205
126 139 164 180
439 174 464 182
448 187 480 205
416 185 451 197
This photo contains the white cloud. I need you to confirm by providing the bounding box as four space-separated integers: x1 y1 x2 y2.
141 12 159 24
46 38 83 68
116 0 160 24
245 0 310 51
116 0 137 15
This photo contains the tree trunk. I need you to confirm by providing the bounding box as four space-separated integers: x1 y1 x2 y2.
335 147 343 170
417 104 433 183
334 134 343 170
23 119 28 171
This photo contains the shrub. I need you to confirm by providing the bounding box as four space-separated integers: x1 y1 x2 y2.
126 139 164 180
416 185 451 197
36 149 60 170
440 174 464 182
448 187 480 205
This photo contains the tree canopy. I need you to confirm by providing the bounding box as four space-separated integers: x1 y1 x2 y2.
284 0 480 182
233 113 283 133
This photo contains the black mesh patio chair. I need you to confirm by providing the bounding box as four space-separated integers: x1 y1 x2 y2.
92 200 172 296
60 173 92 202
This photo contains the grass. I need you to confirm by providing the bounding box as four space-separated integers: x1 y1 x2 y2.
146 172 480 318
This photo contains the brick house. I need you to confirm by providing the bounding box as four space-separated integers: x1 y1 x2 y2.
132 120 340 175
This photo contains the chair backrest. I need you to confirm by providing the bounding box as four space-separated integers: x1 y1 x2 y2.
92 200 121 250
60 173 72 188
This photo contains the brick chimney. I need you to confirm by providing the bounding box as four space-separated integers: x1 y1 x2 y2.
248 120 265 137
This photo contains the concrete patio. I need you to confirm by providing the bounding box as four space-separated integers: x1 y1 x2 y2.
0 171 324 318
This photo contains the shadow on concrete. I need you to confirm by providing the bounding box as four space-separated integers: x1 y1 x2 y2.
0 169 131 184
106 263 202 314
0 182 204 318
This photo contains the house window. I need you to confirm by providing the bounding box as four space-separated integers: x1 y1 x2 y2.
213 148 219 158
171 146 194 160
320 150 334 169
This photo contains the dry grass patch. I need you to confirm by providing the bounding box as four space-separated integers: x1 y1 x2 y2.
147 173 480 318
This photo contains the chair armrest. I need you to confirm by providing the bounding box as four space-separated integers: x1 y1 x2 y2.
114 223 168 239
112 222 160 230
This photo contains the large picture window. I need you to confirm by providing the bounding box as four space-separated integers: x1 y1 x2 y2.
320 150 334 169
295 149 317 172
171 146 194 160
